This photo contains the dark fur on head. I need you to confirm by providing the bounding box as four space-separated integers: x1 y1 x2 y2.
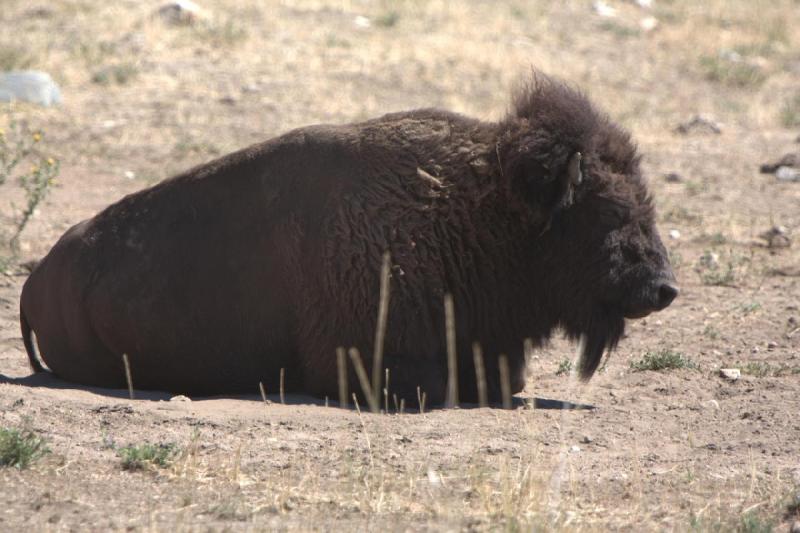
497 71 663 380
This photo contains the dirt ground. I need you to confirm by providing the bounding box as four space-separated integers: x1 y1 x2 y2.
1 0 799 531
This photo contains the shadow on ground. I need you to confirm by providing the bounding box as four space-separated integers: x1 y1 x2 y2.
0 371 594 410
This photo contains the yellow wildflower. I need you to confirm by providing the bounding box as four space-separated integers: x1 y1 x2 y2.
33 132 41 142
46 157 55 166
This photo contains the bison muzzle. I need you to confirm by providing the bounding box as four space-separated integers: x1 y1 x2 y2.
19 72 677 405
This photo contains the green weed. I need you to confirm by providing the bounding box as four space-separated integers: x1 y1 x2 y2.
555 358 572 376
118 443 179 471
631 350 696 372
0 427 49 469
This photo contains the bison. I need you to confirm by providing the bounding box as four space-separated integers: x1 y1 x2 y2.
19 73 678 405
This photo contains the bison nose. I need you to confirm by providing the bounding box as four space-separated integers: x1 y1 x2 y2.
656 282 679 310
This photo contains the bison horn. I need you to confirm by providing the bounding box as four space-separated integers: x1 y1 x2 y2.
568 151 582 186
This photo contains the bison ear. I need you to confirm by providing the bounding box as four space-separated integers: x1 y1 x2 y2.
560 151 583 208
509 150 583 213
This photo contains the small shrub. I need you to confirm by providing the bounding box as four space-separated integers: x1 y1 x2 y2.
118 443 178 471
555 358 572 376
696 250 746 287
0 46 33 70
738 511 773 533
91 63 139 85
191 19 248 47
780 92 800 128
740 302 761 314
708 232 728 245
598 20 639 38
375 11 400 28
0 427 49 469
0 119 59 268
699 54 766 88
667 249 684 270
631 350 696 372
785 489 800 518
662 206 700 223
742 362 772 377
702 325 719 340
684 180 706 196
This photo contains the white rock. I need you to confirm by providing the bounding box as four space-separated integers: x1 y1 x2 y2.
169 394 191 402
354 15 371 28
570 445 581 453
592 1 617 17
124 171 136 180
640 16 658 31
698 251 720 269
158 0 208 25
668 229 681 240
427 469 441 485
719 368 740 381
776 166 800 182
0 71 62 106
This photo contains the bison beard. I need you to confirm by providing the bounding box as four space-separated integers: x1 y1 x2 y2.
573 314 625 380
18 71 677 405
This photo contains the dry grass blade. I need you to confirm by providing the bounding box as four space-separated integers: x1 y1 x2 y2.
279 368 285 404
258 382 270 406
351 393 374 467
122 353 134 400
444 293 458 408
372 251 391 401
384 368 390 413
472 342 488 408
499 354 512 410
336 347 348 408
349 347 378 413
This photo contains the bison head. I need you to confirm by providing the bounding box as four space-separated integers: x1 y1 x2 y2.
499 73 678 379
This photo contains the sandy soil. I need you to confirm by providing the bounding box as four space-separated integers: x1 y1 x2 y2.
1 1 799 531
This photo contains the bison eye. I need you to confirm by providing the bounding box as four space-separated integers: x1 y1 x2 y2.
598 206 628 226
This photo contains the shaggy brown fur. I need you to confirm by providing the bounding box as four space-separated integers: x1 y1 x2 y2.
19 72 676 405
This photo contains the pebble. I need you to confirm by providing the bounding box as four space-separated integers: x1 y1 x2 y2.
581 436 593 444
758 225 791 248
639 16 658 31
767 341 778 350
157 0 208 25
592 1 617 17
354 15 371 28
169 395 191 402
668 229 681 240
664 172 683 183
776 166 800 182
570 445 581 453
719 368 741 381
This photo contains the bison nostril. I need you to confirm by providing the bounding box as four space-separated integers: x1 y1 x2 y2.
657 283 679 309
